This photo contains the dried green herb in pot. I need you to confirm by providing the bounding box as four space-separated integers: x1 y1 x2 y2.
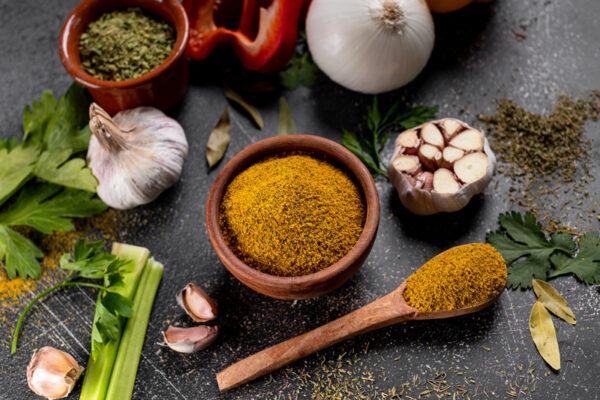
79 7 176 82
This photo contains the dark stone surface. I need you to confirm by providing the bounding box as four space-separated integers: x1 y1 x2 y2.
1 0 599 399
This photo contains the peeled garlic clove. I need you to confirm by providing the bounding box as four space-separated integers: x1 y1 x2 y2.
27 346 84 399
420 123 444 149
176 283 218 322
388 118 496 215
396 129 420 155
163 325 219 353
87 103 188 210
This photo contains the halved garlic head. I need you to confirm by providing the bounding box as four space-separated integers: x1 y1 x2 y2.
163 325 219 353
176 283 218 323
388 118 496 215
27 346 84 399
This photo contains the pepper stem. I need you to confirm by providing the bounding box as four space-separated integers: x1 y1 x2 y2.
370 0 407 34
89 103 130 152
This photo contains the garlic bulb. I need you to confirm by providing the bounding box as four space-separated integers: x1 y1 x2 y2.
27 346 84 399
163 325 219 353
388 118 496 215
306 0 435 94
87 103 188 210
176 283 218 322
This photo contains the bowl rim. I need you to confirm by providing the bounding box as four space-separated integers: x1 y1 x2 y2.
58 0 189 89
206 134 380 291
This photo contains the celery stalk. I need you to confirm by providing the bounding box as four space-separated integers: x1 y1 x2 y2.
105 258 163 400
80 243 150 400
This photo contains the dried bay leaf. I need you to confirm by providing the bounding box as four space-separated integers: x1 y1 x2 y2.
532 279 576 325
277 97 296 136
206 107 230 169
529 300 560 370
224 84 263 129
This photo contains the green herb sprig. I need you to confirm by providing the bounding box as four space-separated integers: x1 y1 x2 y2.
11 240 133 354
279 31 320 90
342 97 437 177
487 211 600 289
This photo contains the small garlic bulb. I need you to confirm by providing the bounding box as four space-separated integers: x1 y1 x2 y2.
87 103 188 210
306 0 435 94
388 118 496 215
27 346 84 399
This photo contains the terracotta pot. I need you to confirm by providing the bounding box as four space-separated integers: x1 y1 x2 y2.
58 0 189 114
206 135 380 300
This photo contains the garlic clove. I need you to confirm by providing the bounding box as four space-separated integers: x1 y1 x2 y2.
176 283 218 322
27 346 84 399
396 129 420 155
163 325 219 353
420 123 444 149
454 152 489 184
388 118 496 215
448 129 484 152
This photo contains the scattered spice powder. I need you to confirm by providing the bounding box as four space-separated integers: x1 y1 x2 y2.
403 244 507 312
79 7 176 81
219 153 366 277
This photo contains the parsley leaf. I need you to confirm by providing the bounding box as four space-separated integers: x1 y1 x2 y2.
33 148 98 192
549 232 600 283
342 97 437 177
23 90 56 143
279 31 320 90
0 143 40 206
0 225 43 279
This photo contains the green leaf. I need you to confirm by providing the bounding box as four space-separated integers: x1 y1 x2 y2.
23 90 56 144
101 292 134 318
0 137 20 152
549 232 600 283
486 212 576 288
0 182 107 234
33 148 97 192
394 106 439 130
342 129 385 176
277 97 296 136
0 143 40 206
60 240 119 279
206 107 231 169
0 225 43 279
224 84 263 129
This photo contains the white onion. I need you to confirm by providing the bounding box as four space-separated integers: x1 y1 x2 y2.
306 0 435 94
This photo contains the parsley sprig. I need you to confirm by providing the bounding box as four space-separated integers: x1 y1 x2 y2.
342 97 438 177
11 240 133 354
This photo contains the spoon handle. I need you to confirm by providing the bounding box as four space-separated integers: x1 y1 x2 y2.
216 288 415 391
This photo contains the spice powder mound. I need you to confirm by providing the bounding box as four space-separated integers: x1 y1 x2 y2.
218 153 366 277
403 243 507 312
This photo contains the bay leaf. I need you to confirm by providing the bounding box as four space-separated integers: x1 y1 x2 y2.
206 107 230 169
277 97 296 136
532 279 576 325
224 84 263 129
529 300 560 370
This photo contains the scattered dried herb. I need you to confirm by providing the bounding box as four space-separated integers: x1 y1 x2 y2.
206 107 231 169
479 92 600 230
79 8 175 82
529 300 560 370
532 279 576 325
277 97 296 136
224 85 264 129
343 97 437 177
487 211 600 288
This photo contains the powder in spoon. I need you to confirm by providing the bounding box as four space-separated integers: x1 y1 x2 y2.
218 152 366 277
403 243 506 312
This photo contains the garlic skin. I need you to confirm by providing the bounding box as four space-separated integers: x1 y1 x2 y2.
27 346 84 399
306 0 435 94
87 103 188 210
176 283 218 322
389 119 496 215
163 325 219 353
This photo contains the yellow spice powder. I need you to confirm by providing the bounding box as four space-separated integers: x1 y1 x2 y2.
403 243 507 312
218 153 366 277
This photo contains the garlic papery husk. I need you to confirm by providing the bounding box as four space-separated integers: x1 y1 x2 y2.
87 103 188 210
306 0 435 94
27 346 84 399
388 118 496 215
176 283 218 322
163 325 219 353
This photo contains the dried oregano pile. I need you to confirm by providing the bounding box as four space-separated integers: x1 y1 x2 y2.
479 91 600 231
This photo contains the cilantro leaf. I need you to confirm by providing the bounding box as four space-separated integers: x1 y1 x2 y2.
487 212 576 288
0 225 43 279
0 182 106 235
0 143 40 206
279 31 320 90
33 148 97 192
549 232 600 283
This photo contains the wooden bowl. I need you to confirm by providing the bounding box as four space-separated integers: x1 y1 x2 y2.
206 135 380 300
58 0 189 115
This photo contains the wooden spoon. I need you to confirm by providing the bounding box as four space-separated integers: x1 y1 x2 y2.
217 251 507 391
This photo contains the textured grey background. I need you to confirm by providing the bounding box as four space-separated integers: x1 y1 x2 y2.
1 0 599 399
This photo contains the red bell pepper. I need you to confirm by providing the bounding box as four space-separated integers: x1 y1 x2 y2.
183 0 304 73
